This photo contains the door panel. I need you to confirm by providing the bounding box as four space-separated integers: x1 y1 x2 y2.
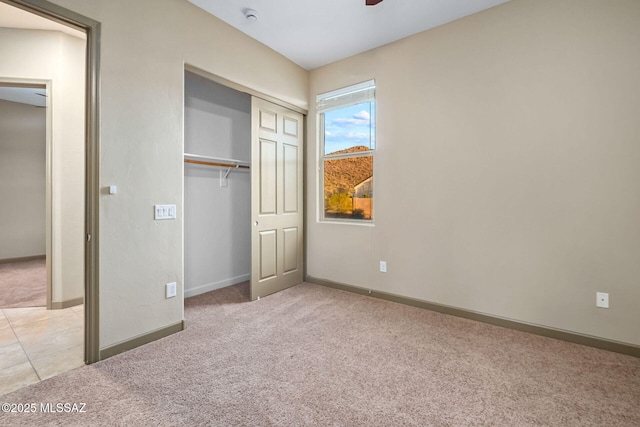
259 109 277 132
283 116 298 136
251 98 304 300
259 230 277 280
282 227 299 273
283 143 298 213
259 139 277 215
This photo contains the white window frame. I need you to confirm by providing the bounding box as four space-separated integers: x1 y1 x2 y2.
317 80 376 224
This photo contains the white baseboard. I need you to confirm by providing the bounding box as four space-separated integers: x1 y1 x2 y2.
184 274 250 298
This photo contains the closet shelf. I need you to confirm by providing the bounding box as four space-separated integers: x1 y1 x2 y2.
183 153 250 169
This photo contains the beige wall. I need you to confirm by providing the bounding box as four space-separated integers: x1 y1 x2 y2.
307 0 640 346
49 0 308 350
0 28 85 305
54 32 86 304
42 0 638 352
0 99 46 260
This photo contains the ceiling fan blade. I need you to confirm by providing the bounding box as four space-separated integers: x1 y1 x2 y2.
366 0 383 5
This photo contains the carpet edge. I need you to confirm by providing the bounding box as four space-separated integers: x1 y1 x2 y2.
306 275 640 358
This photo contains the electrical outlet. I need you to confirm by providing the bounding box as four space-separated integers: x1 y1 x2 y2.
166 282 177 299
596 292 609 308
380 261 387 273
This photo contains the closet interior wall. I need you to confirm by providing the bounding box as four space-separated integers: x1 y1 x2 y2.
184 71 251 297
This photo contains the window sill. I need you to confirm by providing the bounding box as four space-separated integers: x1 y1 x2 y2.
317 219 375 227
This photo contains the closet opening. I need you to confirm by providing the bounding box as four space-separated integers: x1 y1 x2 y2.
183 70 252 298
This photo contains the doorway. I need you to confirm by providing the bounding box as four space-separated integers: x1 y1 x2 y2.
183 67 305 304
0 0 100 395
0 83 48 310
0 19 85 397
184 71 252 297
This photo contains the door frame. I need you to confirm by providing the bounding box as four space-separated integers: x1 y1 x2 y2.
2 0 101 364
184 64 307 116
183 64 308 300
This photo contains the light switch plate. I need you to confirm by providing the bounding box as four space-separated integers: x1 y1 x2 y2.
155 204 176 220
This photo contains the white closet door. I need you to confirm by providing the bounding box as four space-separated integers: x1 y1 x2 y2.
250 97 303 300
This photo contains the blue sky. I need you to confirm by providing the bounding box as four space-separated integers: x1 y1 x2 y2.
324 101 375 155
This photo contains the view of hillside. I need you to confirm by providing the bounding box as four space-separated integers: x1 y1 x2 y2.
324 146 373 219
324 146 372 196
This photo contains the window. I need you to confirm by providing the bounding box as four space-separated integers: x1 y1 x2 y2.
317 80 375 222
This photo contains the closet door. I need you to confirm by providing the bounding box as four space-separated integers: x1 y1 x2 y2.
251 97 303 300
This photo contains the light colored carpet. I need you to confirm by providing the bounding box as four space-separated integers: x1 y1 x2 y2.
0 258 46 308
1 282 639 426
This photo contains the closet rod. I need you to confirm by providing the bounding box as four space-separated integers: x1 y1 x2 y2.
184 159 250 169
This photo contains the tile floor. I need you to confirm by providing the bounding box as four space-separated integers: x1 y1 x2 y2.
0 305 84 396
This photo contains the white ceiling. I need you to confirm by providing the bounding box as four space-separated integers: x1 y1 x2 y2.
0 86 47 107
0 1 85 39
188 0 511 70
0 2 84 106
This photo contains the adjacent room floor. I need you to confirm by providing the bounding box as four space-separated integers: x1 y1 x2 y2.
0 305 84 396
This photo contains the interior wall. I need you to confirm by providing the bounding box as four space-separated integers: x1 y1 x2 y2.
0 99 46 260
307 0 640 346
184 72 251 297
0 28 85 305
48 0 308 350
55 32 86 304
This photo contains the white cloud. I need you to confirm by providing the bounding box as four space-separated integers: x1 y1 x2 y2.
346 132 370 140
331 109 371 127
354 110 370 121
